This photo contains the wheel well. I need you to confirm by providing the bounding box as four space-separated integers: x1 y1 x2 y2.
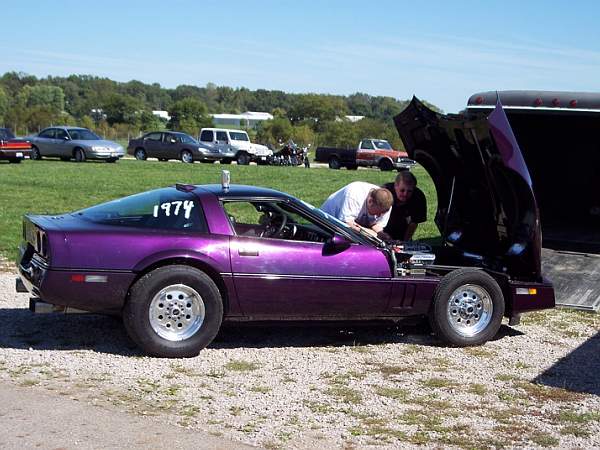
135 147 145 152
126 258 230 314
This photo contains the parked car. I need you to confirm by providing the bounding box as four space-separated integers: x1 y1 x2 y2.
128 131 217 163
198 128 272 165
315 139 415 171
30 127 124 162
0 128 32 163
16 100 555 357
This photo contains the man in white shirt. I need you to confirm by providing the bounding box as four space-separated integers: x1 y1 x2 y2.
321 181 393 236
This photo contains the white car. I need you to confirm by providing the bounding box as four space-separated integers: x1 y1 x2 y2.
198 128 272 165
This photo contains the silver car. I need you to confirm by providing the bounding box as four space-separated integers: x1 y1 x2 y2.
30 127 125 163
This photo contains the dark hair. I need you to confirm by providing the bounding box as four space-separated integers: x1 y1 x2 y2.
395 170 417 186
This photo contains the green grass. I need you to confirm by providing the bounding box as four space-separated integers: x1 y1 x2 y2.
0 159 439 262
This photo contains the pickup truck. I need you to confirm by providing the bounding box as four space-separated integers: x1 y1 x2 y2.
0 128 32 163
315 139 415 171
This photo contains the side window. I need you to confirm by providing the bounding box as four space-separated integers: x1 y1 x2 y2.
79 188 208 232
39 129 55 139
360 140 375 150
146 132 162 141
200 130 213 142
223 200 332 242
55 129 68 140
216 131 228 142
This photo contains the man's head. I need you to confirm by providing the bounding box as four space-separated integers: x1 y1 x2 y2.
366 188 393 216
394 171 417 204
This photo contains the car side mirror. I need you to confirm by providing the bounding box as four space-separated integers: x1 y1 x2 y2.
324 234 352 255
170 138 176 143
63 136 70 140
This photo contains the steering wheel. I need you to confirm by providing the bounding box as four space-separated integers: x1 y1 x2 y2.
260 212 287 238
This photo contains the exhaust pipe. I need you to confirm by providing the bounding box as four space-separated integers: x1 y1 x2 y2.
29 298 89 314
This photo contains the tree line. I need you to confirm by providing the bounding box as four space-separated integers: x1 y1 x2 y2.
0 71 440 149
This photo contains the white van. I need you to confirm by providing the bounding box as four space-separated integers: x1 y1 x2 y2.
198 128 272 165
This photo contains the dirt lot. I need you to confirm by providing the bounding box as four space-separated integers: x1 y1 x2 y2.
1 270 599 449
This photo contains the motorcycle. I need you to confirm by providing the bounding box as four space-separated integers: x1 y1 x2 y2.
268 141 311 167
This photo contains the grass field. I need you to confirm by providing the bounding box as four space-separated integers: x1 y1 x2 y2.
0 159 439 262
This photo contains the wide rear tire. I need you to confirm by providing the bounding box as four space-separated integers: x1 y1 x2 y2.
429 268 504 346
124 265 223 358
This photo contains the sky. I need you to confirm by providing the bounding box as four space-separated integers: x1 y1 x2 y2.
2 0 600 113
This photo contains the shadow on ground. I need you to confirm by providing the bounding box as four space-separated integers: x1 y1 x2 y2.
0 307 520 356
534 331 600 396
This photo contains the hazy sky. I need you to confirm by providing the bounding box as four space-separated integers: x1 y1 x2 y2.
2 0 600 112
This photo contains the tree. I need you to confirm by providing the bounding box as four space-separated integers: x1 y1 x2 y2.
17 85 65 114
288 94 348 129
168 98 212 133
139 111 165 132
256 117 293 146
102 94 142 125
0 87 8 124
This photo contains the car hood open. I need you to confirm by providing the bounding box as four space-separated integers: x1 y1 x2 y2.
394 97 542 278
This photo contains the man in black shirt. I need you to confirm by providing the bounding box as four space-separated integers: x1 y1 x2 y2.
382 171 427 241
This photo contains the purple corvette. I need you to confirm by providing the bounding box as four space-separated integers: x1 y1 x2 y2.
16 99 555 357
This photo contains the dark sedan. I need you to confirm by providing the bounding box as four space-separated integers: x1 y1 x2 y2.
128 131 214 163
16 100 555 358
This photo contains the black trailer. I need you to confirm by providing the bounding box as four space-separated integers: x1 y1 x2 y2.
467 90 600 311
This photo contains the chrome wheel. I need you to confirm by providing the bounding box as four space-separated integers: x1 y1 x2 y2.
149 284 205 341
135 149 146 160
181 150 193 163
446 284 493 337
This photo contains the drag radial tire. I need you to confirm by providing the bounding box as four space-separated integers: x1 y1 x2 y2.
124 265 223 357
429 268 504 347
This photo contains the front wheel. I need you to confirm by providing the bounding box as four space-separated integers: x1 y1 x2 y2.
123 265 223 358
429 268 504 346
74 148 86 163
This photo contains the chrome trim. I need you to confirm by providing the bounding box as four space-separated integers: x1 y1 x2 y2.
468 105 600 113
232 272 394 281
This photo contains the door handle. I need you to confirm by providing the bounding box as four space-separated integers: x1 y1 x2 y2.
238 248 259 257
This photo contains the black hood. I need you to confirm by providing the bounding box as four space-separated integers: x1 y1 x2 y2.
394 97 542 278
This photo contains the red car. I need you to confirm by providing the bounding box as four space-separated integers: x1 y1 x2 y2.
0 128 32 163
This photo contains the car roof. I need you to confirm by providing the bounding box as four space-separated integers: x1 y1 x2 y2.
44 126 89 131
201 128 248 133
195 184 294 200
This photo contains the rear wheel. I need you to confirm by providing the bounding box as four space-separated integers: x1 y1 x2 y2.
74 148 86 163
328 157 341 170
31 146 42 160
429 268 504 346
181 150 193 163
123 265 223 358
134 148 147 160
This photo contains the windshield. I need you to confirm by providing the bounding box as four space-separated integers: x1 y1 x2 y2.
297 199 384 246
229 132 249 141
176 133 198 145
0 129 16 140
68 129 101 140
373 140 392 150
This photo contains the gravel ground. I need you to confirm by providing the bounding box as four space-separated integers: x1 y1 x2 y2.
1 269 599 449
